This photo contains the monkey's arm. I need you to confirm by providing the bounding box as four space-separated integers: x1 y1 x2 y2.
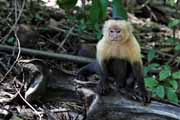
76 61 110 94
131 62 150 102
76 62 101 81
97 60 110 95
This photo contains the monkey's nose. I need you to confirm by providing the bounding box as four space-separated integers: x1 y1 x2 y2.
111 33 118 40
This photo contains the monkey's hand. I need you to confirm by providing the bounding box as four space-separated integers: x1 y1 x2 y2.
97 80 110 95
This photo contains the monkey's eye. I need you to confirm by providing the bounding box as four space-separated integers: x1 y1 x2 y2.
110 30 114 33
116 30 121 33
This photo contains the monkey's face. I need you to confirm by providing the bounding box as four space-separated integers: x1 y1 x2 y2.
103 20 133 43
109 27 122 41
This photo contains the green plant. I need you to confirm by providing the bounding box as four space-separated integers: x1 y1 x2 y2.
144 49 179 104
168 19 180 38
167 19 180 53
147 48 156 63
56 0 128 39
145 64 179 104
6 37 16 45
56 0 78 10
166 0 179 7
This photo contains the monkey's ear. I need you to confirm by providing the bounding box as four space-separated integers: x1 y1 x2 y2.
127 22 134 33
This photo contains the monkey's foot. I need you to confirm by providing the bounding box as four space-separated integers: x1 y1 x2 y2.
96 81 110 95
134 89 151 103
76 74 88 81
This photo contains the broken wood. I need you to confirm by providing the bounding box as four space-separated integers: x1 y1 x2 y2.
78 87 180 120
44 76 180 120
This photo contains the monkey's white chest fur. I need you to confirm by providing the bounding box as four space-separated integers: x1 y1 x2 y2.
96 38 141 65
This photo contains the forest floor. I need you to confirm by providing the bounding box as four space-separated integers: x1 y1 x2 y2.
0 1 180 120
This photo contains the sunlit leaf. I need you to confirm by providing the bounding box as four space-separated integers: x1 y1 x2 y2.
145 77 159 88
159 69 171 81
172 71 180 79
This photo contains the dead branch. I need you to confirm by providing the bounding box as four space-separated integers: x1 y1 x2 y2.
0 44 95 64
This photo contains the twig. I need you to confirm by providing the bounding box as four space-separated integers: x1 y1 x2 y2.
58 27 75 51
14 84 43 120
167 51 180 64
0 92 18 103
0 0 22 83
142 47 180 64
0 0 25 43
47 25 97 42
136 0 151 10
146 6 158 21
142 47 176 58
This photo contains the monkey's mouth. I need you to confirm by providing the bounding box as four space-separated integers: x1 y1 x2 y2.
111 36 121 41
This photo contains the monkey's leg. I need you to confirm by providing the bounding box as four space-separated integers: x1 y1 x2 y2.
126 73 135 89
76 62 101 81
109 59 128 89
132 62 150 102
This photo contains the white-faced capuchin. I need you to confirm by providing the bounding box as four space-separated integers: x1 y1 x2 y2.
76 19 150 103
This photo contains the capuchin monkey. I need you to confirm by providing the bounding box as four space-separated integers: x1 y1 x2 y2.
76 19 150 103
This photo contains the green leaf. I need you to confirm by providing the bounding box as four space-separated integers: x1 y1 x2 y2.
42 27 49 32
175 45 180 51
6 37 16 45
172 71 180 79
144 67 150 76
89 0 108 26
144 63 160 76
148 63 160 70
89 0 100 26
35 14 43 21
168 19 180 28
166 37 177 44
162 64 171 71
155 85 165 99
166 87 179 104
145 77 159 88
168 0 177 7
99 0 108 21
96 31 103 39
112 0 128 20
77 19 87 32
159 69 171 81
148 49 156 62
168 80 178 90
56 0 78 10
